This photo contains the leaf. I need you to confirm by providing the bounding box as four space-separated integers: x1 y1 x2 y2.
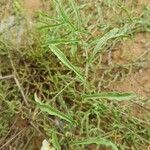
71 137 118 150
89 28 119 62
35 94 74 124
52 130 61 150
54 0 76 30
48 39 78 45
13 0 23 13
49 44 84 81
69 0 81 27
38 22 65 30
82 92 136 101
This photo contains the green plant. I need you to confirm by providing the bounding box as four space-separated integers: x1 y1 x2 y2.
0 0 149 149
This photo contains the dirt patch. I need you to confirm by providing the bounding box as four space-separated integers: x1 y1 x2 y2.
137 0 150 6
15 117 44 149
15 116 29 130
124 0 150 14
109 33 150 98
87 145 109 150
109 69 150 97
0 116 44 150
126 0 150 6
112 33 150 65
23 0 42 17
31 135 44 150
108 33 150 120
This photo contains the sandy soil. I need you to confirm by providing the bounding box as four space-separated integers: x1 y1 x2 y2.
23 0 42 17
110 33 150 98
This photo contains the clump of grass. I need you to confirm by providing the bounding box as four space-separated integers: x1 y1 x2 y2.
0 0 150 150
0 80 21 137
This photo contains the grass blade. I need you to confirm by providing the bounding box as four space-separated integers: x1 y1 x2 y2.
54 0 76 30
52 130 61 150
49 44 84 81
48 39 78 45
69 0 81 27
38 22 65 30
89 28 119 62
82 92 136 101
71 137 118 150
35 94 74 124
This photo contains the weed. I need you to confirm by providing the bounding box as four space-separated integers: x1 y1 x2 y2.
0 0 150 150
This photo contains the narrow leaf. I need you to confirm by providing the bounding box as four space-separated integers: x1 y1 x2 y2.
38 23 65 30
52 131 61 150
48 39 78 45
49 44 84 81
89 28 119 62
69 0 81 27
82 92 136 101
35 95 74 124
71 137 118 150
54 0 76 30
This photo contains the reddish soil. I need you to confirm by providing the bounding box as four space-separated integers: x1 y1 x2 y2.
138 0 150 6
109 69 150 97
125 0 150 13
23 0 42 17
112 33 150 64
0 116 44 150
108 33 150 121
15 117 44 150
110 33 150 98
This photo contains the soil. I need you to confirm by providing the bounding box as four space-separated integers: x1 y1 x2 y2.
109 69 150 97
23 0 42 17
112 33 150 64
109 33 150 120
138 0 150 6
110 33 150 98
125 0 150 14
0 116 44 150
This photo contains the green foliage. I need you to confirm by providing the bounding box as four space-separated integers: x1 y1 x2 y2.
52 130 61 150
82 92 136 101
35 94 74 124
0 81 21 137
89 28 120 62
71 137 118 150
0 0 150 149
49 44 84 81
